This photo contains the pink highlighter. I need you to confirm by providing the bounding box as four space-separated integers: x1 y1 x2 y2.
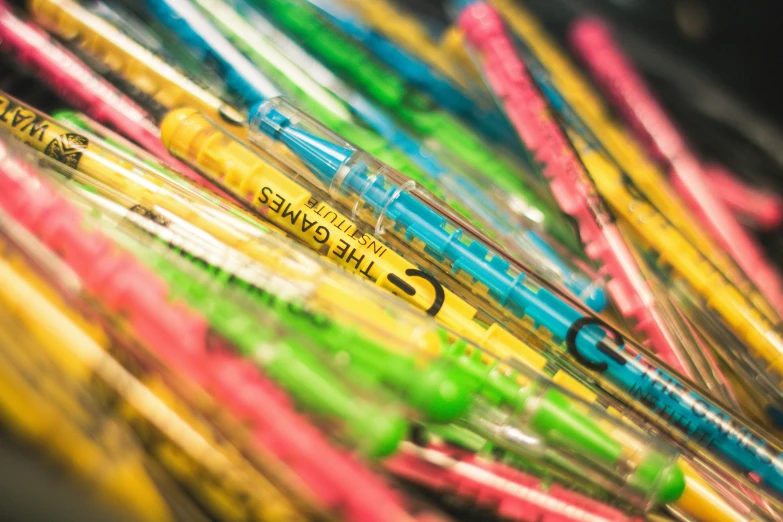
456 1 693 375
0 3 229 198
0 137 424 522
569 17 783 315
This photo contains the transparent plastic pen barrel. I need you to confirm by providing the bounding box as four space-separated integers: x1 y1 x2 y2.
247 0 584 255
0 131 427 522
387 440 641 522
240 99 783 504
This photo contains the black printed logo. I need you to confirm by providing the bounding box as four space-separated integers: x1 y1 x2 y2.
44 133 89 169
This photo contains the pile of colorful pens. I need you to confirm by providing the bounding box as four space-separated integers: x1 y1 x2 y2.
2 0 783 520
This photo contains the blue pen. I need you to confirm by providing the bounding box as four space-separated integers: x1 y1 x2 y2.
301 0 518 150
249 98 783 495
143 0 607 311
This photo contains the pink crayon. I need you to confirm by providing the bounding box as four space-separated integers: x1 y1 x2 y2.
0 137 425 522
456 1 691 374
569 17 783 315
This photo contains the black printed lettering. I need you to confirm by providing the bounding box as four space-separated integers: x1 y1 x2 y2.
269 194 284 213
258 186 272 204
333 239 350 260
314 226 329 244
280 203 301 225
565 317 626 373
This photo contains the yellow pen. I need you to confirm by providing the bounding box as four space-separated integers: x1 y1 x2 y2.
0 254 173 522
485 0 780 323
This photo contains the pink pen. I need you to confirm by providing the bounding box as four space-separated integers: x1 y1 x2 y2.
0 137 428 522
569 17 783 315
386 440 640 522
704 163 783 231
455 1 691 374
0 4 229 198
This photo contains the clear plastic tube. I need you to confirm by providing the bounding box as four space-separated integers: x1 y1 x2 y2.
234 98 783 501
0 127 424 522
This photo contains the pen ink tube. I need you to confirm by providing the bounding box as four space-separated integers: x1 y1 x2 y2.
242 98 783 499
248 97 681 366
0 135 425 522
